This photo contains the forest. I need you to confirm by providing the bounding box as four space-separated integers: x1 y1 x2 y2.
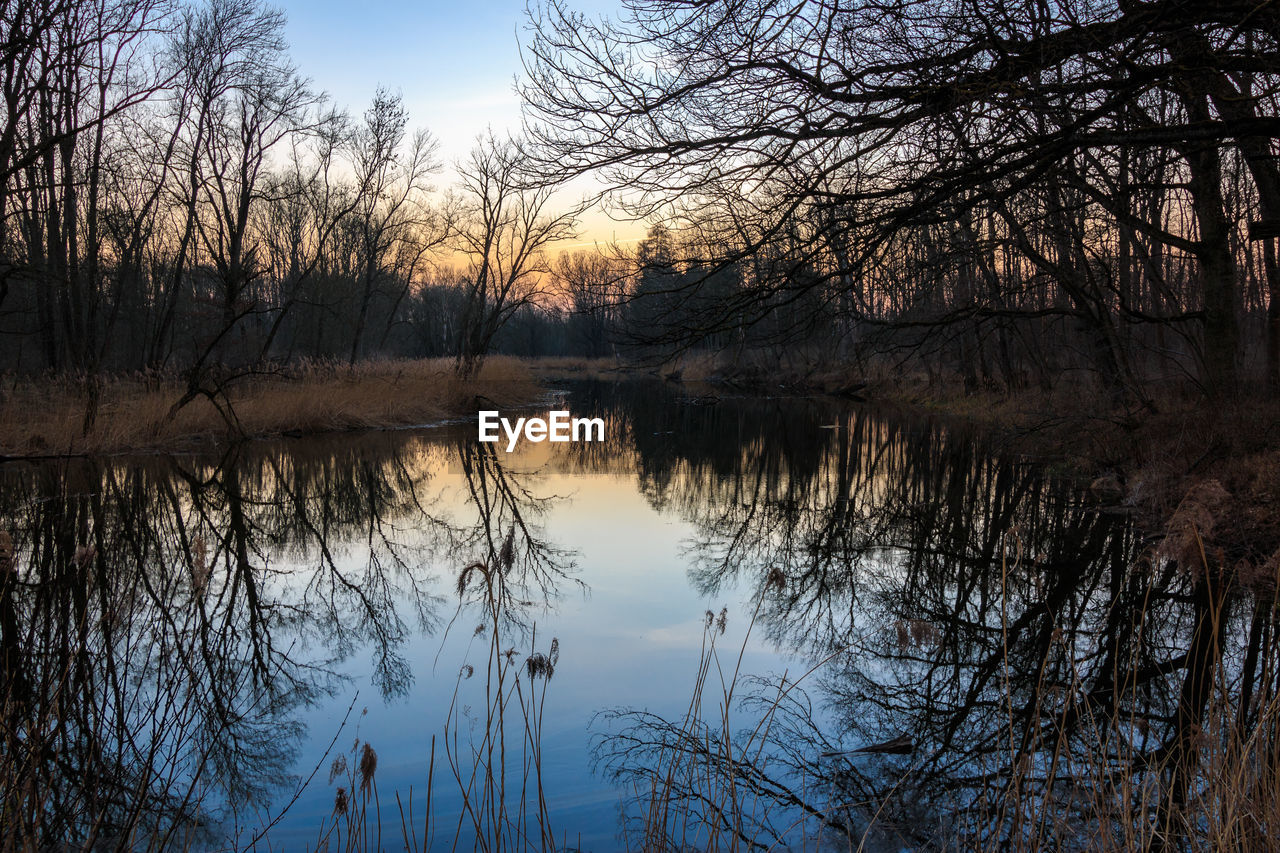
4 0 1280 851
4 0 1279 407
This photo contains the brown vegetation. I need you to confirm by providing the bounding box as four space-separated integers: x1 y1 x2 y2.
894 382 1280 591
670 348 1280 597
0 357 541 459
521 356 631 381
607 569 1280 852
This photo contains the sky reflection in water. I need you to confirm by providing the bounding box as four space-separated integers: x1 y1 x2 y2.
6 381 1258 851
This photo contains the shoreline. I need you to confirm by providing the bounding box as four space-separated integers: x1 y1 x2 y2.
6 355 1276 586
0 357 543 460
689 358 1280 588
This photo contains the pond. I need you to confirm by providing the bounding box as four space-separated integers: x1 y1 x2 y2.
0 381 1268 851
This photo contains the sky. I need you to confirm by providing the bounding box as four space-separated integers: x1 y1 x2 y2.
274 0 645 249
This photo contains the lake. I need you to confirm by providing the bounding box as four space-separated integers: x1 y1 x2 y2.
0 381 1263 851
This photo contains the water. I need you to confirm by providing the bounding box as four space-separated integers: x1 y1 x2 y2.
0 381 1268 851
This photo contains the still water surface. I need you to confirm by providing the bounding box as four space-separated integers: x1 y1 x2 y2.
1 381 1262 850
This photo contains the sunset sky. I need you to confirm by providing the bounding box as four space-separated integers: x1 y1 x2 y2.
274 0 645 251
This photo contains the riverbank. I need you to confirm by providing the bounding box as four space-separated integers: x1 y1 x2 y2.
946 387 1280 586
675 352 1280 585
0 357 542 459
5 353 1276 580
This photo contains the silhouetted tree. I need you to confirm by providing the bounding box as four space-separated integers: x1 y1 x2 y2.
524 0 1280 396
452 134 579 376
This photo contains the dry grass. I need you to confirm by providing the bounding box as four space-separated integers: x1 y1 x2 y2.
610 553 1280 852
0 357 542 458
522 355 633 381
293 544 561 853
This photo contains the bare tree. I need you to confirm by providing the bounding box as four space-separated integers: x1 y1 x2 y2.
452 133 579 377
552 248 625 357
522 0 1280 397
346 87 444 365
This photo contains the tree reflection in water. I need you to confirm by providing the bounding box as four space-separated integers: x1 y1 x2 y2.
0 430 574 850
450 439 580 630
1 384 1275 850
435 440 577 852
584 384 1278 851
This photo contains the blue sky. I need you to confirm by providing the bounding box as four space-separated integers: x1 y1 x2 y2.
275 0 642 246
276 0 529 160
